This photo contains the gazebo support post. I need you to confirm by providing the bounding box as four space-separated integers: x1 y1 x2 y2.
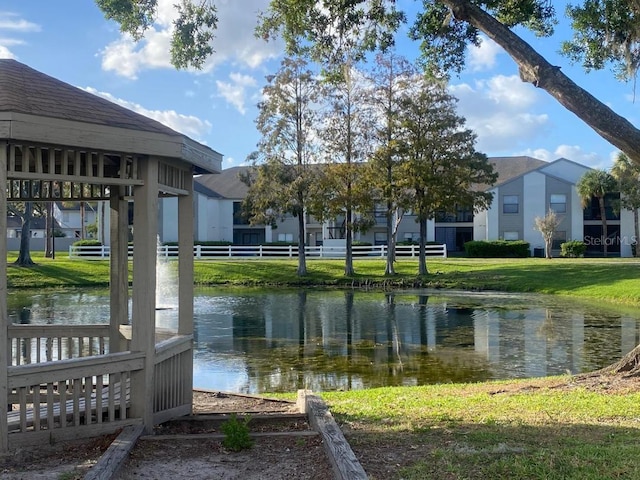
178 171 194 409
0 142 8 452
110 184 130 353
130 156 159 433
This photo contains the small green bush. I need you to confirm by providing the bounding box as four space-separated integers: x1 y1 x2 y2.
560 240 586 258
221 414 253 452
464 240 530 258
352 241 372 246
72 239 102 247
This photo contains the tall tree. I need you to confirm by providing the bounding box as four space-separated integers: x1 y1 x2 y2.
364 52 417 276
611 152 640 256
241 57 321 276
397 77 496 275
315 63 375 276
576 169 618 256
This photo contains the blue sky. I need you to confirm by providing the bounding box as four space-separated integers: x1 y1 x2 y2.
0 0 637 170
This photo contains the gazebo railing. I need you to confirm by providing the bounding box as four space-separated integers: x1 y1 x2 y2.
4 327 193 447
8 324 111 366
153 335 193 424
6 351 144 447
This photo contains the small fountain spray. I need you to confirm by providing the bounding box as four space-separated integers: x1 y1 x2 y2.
155 236 177 310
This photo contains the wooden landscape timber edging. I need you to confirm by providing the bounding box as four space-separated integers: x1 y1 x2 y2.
83 424 145 480
298 389 368 480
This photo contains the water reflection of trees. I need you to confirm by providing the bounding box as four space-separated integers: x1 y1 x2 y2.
241 291 492 393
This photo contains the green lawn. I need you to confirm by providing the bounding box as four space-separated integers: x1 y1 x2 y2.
9 253 640 305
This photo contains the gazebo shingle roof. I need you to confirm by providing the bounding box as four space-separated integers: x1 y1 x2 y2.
0 58 178 136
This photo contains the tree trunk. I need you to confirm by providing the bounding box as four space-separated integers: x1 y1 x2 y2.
385 201 396 276
593 343 640 377
598 196 608 257
344 207 354 276
418 216 428 275
545 237 552 259
45 202 54 258
15 202 35 266
296 211 307 276
634 208 639 257
441 0 640 165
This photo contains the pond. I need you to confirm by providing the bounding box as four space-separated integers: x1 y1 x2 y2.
8 287 640 394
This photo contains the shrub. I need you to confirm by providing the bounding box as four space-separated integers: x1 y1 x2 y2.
72 239 102 247
221 414 253 452
560 240 586 258
464 240 530 258
352 241 372 246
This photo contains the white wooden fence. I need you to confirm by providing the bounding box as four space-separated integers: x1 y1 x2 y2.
69 243 447 259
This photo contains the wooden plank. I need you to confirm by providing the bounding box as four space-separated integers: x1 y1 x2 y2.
7 351 145 388
144 430 319 441
301 390 368 480
8 419 140 448
84 424 144 480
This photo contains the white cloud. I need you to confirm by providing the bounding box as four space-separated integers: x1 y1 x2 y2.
215 73 258 114
0 45 15 59
82 87 212 140
518 145 610 169
450 75 549 152
0 13 40 59
0 13 41 32
100 0 282 78
100 29 173 79
467 36 502 72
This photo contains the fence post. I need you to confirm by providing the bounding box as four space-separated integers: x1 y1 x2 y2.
443 244 447 258
259 245 263 257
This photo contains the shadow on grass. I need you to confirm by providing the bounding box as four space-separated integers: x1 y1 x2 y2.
343 421 640 480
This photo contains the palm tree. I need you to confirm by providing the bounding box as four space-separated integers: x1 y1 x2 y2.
611 152 640 257
576 169 617 256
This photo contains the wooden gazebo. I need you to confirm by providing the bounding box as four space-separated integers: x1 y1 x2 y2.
0 59 221 451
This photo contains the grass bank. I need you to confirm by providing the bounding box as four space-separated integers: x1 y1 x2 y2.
8 253 640 305
322 376 640 479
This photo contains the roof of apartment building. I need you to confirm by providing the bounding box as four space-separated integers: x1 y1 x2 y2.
7 216 51 230
488 156 548 188
195 166 250 199
196 156 551 200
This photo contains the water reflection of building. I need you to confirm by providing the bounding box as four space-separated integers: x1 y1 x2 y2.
189 291 640 393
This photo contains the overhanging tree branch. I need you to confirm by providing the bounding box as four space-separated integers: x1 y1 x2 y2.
440 0 640 164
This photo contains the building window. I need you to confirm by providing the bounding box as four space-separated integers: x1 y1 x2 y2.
552 231 566 249
503 195 519 214
435 206 474 223
233 202 249 225
503 231 519 241
403 232 420 243
277 233 293 242
550 194 566 213
374 232 387 245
